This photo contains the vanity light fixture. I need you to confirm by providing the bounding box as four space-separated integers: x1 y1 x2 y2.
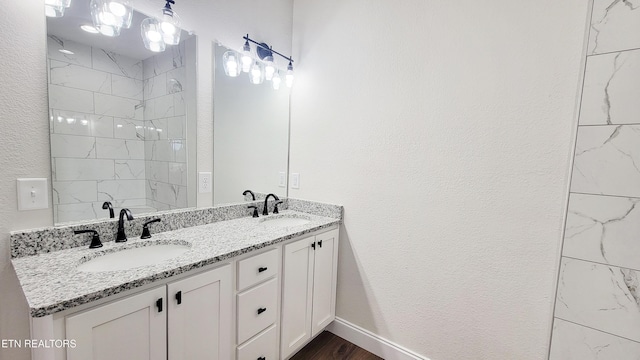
231 34 295 89
141 0 182 52
45 0 71 18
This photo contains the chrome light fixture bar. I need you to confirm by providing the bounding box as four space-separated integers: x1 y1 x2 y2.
223 34 295 89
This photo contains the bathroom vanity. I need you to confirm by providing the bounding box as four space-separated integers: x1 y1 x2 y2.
11 200 342 360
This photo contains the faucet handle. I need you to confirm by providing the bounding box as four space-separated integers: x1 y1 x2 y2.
74 230 103 249
273 201 283 214
141 219 161 239
248 206 259 218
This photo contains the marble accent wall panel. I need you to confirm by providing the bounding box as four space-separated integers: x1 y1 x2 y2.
551 1 640 356
580 49 640 125
555 257 640 342
570 125 640 197
48 36 146 223
549 318 640 360
142 43 189 211
563 193 640 271
588 0 640 56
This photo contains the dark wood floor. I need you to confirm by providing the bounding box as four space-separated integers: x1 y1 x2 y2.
290 331 383 360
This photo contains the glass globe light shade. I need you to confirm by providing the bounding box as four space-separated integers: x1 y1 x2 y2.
223 50 241 77
249 61 265 85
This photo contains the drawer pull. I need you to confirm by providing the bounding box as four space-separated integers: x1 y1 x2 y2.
258 357 266 360
258 266 268 273
257 307 267 315
156 298 163 313
175 291 182 305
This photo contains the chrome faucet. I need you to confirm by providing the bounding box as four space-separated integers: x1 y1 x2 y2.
263 194 279 216
116 208 134 242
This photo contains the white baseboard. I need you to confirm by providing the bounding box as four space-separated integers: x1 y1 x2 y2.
327 317 429 360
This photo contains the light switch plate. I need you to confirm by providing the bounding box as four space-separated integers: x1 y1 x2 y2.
17 178 49 210
278 172 286 188
291 173 300 189
198 172 212 193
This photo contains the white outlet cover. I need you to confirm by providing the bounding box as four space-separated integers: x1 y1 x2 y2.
291 173 300 189
279 172 286 188
198 172 212 193
17 178 49 210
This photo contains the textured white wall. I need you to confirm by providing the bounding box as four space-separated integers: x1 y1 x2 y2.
0 1 292 359
289 1 588 359
0 2 51 359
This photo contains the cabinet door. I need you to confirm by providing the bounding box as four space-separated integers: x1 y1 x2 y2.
65 286 166 360
311 229 339 336
167 264 232 360
280 237 315 359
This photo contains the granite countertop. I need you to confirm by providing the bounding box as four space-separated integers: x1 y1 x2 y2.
12 210 340 318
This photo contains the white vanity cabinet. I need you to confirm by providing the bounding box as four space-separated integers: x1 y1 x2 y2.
235 248 281 360
62 264 232 360
280 229 339 359
167 266 232 360
65 286 167 360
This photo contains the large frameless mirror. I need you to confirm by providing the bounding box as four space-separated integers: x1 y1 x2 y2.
46 2 197 224
213 43 290 205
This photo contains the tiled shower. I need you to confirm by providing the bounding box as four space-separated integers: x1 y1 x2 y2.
549 0 640 357
47 36 195 223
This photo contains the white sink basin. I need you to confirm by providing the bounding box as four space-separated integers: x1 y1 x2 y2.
77 243 190 272
259 215 311 229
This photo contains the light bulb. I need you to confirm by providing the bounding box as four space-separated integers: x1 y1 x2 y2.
264 56 275 81
161 21 177 35
141 17 166 52
286 62 294 88
272 71 281 90
108 1 126 16
160 8 181 45
146 30 162 42
99 25 116 37
241 40 252 73
99 11 116 26
149 41 164 52
223 50 241 77
249 61 265 85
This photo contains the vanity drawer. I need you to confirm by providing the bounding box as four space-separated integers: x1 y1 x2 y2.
237 278 278 344
237 325 278 360
237 248 279 291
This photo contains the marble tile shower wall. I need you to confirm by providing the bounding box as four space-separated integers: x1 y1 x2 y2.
549 1 640 359
48 36 147 223
142 43 189 211
48 37 191 223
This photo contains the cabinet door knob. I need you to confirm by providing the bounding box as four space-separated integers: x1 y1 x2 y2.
175 291 182 305
156 298 163 313
257 307 267 315
258 357 266 360
258 267 268 273
311 242 316 250
318 240 323 248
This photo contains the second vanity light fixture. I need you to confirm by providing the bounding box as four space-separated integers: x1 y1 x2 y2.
223 34 295 90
